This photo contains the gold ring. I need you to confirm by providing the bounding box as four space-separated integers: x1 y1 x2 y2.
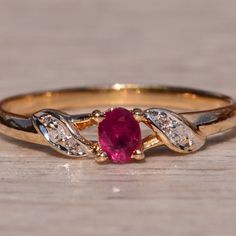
0 84 235 164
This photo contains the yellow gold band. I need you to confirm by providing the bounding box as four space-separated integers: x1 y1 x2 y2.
0 84 235 163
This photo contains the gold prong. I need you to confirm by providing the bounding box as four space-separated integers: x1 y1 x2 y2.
92 109 104 123
94 151 109 163
132 108 144 122
131 149 145 161
93 144 109 163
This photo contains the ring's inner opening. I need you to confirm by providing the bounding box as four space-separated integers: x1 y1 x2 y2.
1 86 232 116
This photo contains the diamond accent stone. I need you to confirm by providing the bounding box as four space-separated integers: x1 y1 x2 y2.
144 109 205 152
64 138 85 156
40 115 69 143
34 113 87 157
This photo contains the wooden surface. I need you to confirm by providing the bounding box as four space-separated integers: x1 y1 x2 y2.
0 1 236 235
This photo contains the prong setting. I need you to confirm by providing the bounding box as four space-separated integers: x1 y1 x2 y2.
132 108 144 122
94 151 109 163
131 149 145 161
92 109 104 123
93 144 109 163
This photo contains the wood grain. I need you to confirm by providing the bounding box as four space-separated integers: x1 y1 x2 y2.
0 1 236 235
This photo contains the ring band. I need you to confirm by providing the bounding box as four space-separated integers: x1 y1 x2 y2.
0 84 235 164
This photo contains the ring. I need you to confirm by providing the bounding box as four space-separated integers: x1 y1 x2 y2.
0 84 236 164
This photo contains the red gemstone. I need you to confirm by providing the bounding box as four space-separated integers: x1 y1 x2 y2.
98 108 142 163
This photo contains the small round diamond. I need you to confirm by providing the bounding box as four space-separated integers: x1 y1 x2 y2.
64 138 85 156
47 124 67 143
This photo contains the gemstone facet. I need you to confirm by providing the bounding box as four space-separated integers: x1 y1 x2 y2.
98 108 142 163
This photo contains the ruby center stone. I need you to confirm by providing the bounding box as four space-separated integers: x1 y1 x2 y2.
98 107 142 163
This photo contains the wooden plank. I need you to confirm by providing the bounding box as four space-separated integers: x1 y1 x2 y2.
0 1 236 235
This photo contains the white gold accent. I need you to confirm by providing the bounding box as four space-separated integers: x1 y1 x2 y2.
144 108 206 153
32 110 93 157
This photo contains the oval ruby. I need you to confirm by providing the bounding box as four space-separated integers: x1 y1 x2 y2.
98 108 142 163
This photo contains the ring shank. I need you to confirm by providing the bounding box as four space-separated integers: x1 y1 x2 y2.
0 84 236 145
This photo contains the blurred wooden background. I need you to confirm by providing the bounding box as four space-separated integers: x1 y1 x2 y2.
0 0 236 235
